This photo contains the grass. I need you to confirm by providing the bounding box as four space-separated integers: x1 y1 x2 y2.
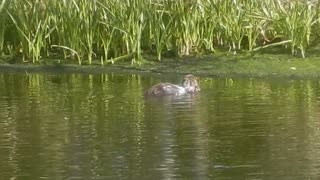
1 0 320 65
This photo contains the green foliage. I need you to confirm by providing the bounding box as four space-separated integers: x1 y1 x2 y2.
1 0 320 64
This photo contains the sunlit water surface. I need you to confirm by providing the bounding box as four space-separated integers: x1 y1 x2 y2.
1 72 320 180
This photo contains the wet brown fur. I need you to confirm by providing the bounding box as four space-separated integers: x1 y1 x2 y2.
144 83 176 96
145 74 200 96
182 74 200 92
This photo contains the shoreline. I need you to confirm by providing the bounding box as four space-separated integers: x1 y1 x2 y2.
1 54 320 79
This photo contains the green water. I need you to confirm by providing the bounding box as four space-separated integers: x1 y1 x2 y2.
0 72 320 180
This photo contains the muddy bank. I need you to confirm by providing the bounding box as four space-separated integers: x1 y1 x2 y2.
1 54 320 79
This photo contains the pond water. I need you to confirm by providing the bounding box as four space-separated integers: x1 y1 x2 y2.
1 72 320 180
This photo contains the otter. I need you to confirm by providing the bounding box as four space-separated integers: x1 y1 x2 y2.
145 74 200 96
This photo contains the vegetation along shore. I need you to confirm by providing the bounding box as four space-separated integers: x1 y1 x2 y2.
1 0 320 78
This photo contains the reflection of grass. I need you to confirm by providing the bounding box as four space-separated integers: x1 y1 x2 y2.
2 52 320 78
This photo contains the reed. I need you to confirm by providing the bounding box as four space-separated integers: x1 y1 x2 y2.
147 1 175 60
269 0 317 57
50 0 85 64
6 0 52 62
0 13 5 55
0 0 7 55
1 0 320 64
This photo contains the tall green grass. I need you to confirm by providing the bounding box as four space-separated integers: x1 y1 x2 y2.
1 0 320 64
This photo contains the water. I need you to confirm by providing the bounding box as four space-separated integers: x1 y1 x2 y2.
1 72 320 180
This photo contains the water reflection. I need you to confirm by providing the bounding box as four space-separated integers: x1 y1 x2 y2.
144 93 209 179
0 73 320 179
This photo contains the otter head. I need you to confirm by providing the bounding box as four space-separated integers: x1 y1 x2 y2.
182 74 200 93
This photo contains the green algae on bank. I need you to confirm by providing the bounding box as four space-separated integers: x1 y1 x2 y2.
1 53 320 79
